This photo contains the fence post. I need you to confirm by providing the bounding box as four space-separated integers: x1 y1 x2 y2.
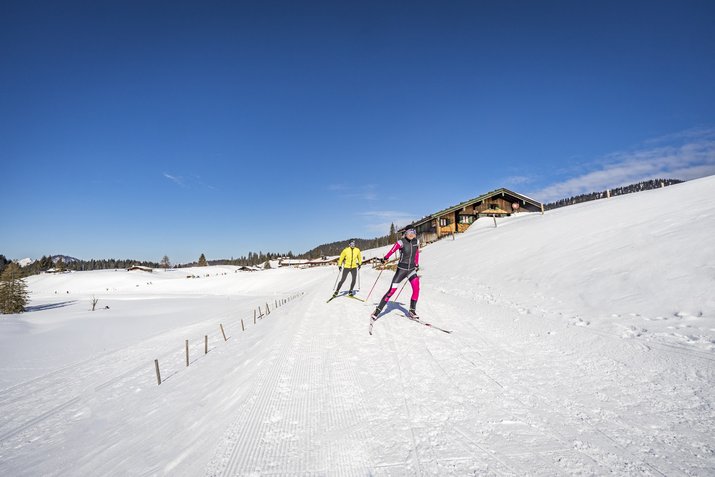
205 335 208 354
266 303 270 315
220 324 227 341
154 359 162 385
241 319 245 331
185 340 189 367
254 309 257 324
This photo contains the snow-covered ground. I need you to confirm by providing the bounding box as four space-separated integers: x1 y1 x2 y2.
1 176 714 476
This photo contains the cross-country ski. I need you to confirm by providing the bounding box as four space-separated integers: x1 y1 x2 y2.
406 316 452 334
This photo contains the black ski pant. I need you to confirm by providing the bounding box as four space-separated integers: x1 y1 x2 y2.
336 267 358 292
375 268 419 313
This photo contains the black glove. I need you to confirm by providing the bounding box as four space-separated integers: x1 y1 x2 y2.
339 266 343 272
379 257 386 264
357 264 361 269
415 264 420 271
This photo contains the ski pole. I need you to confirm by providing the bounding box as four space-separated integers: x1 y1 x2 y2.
332 267 341 292
396 272 421 301
365 268 384 302
394 279 409 301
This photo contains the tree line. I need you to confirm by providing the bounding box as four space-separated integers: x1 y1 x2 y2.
543 179 682 211
182 251 297 268
296 223 399 259
182 222 401 267
15 256 162 275
187 222 401 266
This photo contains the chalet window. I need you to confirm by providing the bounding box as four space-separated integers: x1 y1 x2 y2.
439 218 450 227
488 203 499 210
459 215 475 224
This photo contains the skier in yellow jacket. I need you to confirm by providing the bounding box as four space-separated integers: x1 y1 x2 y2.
333 240 362 297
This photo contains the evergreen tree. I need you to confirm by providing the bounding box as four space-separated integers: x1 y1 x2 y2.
389 223 398 243
160 255 171 269
39 255 53 271
55 256 64 272
0 255 9 275
198 253 208 267
0 263 29 314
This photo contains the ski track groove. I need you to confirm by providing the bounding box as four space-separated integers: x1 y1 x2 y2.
0 328 217 442
411 326 525 475
374 295 605 474
371 310 501 473
384 320 423 475
399 308 545 475
222 315 298 474
208 288 378 475
421 298 681 476
368 286 563 473
0 296 288 448
418 328 607 475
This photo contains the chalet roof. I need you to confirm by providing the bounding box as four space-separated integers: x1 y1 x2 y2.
400 188 542 231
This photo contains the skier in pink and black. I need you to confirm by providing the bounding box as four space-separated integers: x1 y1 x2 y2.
371 228 421 320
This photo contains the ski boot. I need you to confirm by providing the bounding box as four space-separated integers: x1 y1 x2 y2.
408 300 419 320
369 308 381 335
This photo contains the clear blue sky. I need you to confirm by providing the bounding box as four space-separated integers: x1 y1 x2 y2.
2 0 715 263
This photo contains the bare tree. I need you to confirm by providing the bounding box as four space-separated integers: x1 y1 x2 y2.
91 295 99 311
160 255 171 269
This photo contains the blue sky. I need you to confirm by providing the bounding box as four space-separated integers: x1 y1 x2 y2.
2 1 715 263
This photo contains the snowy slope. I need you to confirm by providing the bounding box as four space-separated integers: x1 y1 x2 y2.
424 176 715 351
1 176 714 476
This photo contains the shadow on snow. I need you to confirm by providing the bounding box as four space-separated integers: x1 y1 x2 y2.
25 301 77 312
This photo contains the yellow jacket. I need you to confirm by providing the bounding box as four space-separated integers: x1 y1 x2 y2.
338 247 362 269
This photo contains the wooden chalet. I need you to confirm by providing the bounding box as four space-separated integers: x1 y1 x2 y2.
400 188 543 242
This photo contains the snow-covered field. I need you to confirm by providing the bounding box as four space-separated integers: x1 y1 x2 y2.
1 176 714 476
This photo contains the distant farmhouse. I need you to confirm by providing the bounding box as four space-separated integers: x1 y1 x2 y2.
279 257 338 268
127 265 153 273
400 188 543 243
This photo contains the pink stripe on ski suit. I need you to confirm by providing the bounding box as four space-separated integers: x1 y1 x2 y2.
383 241 420 300
384 241 420 266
